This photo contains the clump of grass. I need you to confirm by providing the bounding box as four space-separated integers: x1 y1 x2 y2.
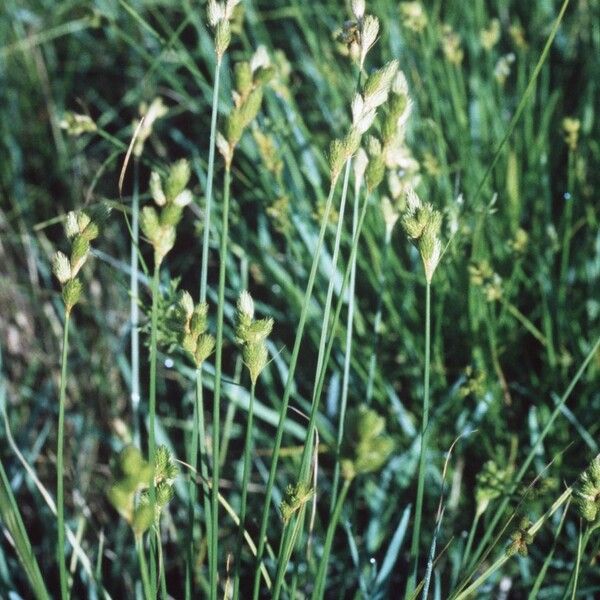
3 0 600 597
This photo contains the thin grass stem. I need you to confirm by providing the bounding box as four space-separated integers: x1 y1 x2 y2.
210 164 232 599
251 176 340 600
57 313 71 600
232 382 256 599
406 281 431 598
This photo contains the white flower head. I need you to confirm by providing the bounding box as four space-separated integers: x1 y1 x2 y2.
65 211 79 238
360 15 379 67
207 0 225 27
52 251 72 284
351 94 364 124
351 0 365 20
180 291 194 320
238 290 255 319
150 171 166 206
250 45 270 74
224 0 241 20
173 189 193 208
405 187 422 211
353 147 369 195
392 71 409 96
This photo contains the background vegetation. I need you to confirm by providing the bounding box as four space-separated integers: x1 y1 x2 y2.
1 0 599 597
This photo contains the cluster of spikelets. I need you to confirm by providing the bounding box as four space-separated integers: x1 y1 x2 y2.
475 460 511 518
339 405 395 482
175 292 216 369
217 47 274 168
107 445 179 538
280 481 313 524
400 188 443 284
235 290 273 386
574 456 600 523
141 159 192 265
52 209 107 314
207 0 241 59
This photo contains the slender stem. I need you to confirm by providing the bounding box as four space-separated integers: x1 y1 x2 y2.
158 528 167 600
558 148 575 337
200 57 222 304
136 536 152 600
406 281 431 598
569 524 586 600
298 158 352 482
131 158 141 447
210 164 232 600
312 479 351 600
460 511 481 571
251 177 340 600
273 159 352 588
186 368 210 599
330 179 361 513
366 227 392 404
277 186 372 589
57 313 71 600
233 382 256 599
194 54 222 600
148 261 160 596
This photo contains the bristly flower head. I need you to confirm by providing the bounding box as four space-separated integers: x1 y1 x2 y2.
562 117 581 152
574 456 600 522
133 98 168 157
218 48 274 168
141 159 192 266
399 2 428 33
340 405 394 481
175 291 215 368
235 290 273 385
52 206 108 314
60 112 97 137
400 188 443 283
280 481 313 523
208 0 241 59
107 444 178 537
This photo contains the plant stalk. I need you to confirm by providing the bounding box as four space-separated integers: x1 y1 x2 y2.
57 313 71 600
210 164 232 599
406 280 432 598
233 382 256 599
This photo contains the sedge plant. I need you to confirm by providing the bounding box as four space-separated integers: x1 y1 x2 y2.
51 208 106 599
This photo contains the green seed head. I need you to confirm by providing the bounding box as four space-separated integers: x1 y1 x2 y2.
280 482 313 523
340 405 394 481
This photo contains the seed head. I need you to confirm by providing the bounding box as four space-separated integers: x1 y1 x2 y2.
575 456 600 522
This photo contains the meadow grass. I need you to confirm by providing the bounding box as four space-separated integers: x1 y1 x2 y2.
1 0 600 598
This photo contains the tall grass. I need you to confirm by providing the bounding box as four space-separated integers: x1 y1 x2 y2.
1 0 600 598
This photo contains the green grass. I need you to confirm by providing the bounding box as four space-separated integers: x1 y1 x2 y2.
1 0 600 597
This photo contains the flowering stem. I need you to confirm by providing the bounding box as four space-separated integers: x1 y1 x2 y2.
189 57 221 599
148 261 160 596
200 57 221 305
558 147 575 339
131 157 141 447
251 177 340 600
298 157 352 484
57 312 71 600
312 478 351 600
233 382 256 600
136 535 152 600
210 163 232 600
406 280 431 598
365 226 392 404
330 179 362 513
